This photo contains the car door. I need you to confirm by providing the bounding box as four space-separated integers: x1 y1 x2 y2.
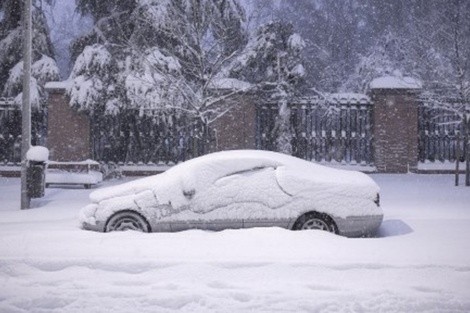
181 165 292 231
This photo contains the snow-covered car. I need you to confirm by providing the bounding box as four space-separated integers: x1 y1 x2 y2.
79 150 383 237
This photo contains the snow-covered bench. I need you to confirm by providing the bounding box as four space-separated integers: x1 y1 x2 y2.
45 160 103 189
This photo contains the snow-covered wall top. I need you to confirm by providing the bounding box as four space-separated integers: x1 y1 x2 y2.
48 160 99 165
26 146 49 162
369 76 422 90
295 93 371 105
208 78 252 91
45 81 73 90
327 93 370 104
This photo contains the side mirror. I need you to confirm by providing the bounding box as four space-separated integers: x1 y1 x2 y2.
183 189 195 199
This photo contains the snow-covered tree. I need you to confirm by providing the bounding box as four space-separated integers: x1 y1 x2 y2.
342 33 406 94
230 20 305 154
70 0 251 141
0 0 59 148
44 0 93 77
414 0 470 185
126 0 250 125
68 44 119 115
0 0 59 105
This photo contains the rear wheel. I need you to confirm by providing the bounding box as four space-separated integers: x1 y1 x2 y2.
105 211 150 232
293 212 337 234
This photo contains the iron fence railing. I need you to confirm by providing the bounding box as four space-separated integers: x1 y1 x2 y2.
256 95 374 165
89 111 213 165
418 102 468 162
3 94 468 167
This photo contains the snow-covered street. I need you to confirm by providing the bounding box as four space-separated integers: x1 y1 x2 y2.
1 174 469 312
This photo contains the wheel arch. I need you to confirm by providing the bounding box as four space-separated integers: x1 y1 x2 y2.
291 211 339 234
104 209 152 232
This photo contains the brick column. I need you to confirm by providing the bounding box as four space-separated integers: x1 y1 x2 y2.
45 84 91 161
212 95 257 151
370 88 421 173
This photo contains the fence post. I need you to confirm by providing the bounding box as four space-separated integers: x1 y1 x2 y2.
369 76 422 173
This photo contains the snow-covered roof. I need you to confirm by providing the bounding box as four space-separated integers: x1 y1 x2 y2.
369 76 422 90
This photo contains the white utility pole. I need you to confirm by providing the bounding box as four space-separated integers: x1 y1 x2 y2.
21 0 32 210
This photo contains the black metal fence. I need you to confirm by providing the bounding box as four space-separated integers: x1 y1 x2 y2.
256 95 374 165
2 94 467 167
418 102 468 162
0 99 20 163
90 111 212 165
0 98 48 164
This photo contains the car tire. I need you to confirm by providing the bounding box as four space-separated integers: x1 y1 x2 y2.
293 212 337 234
105 211 150 232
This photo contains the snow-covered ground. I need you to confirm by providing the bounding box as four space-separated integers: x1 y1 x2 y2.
0 174 469 312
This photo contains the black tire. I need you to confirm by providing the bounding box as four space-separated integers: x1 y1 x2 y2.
105 211 150 232
292 212 337 234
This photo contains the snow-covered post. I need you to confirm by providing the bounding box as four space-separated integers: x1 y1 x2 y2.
26 146 49 199
369 75 422 173
21 0 32 210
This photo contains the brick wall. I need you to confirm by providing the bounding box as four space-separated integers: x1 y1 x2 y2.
46 87 91 161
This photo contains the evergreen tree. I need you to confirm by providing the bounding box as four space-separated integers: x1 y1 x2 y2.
70 0 249 126
68 44 118 114
0 0 59 107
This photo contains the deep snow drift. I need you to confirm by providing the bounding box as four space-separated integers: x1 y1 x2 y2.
0 173 469 312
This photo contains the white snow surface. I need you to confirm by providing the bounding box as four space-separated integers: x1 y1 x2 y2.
1 173 470 312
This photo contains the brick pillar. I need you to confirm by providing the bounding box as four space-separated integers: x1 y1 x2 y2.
45 84 91 161
212 95 257 151
370 88 420 173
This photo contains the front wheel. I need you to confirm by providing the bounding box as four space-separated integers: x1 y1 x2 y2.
292 212 337 234
105 211 150 232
